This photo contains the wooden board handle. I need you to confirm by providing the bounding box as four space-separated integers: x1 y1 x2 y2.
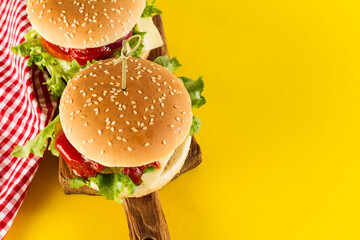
123 192 170 240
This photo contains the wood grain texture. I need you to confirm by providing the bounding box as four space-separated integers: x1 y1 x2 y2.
123 192 170 240
58 15 202 240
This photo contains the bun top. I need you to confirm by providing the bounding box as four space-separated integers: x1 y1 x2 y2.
27 0 145 48
59 57 193 167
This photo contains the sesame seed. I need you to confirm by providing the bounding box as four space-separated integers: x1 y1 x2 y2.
98 130 102 135
108 141 112 146
101 150 104 155
144 143 150 147
162 140 167 145
131 127 138 132
127 146 132 151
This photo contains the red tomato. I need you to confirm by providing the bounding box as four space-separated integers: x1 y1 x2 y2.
41 38 115 65
41 37 73 62
69 46 113 65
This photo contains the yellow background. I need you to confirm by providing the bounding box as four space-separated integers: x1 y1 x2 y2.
6 0 360 239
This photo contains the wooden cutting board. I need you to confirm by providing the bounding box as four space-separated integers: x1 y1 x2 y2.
58 15 202 240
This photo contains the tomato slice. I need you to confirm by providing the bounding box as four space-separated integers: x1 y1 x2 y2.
69 46 113 65
41 37 73 62
41 38 117 65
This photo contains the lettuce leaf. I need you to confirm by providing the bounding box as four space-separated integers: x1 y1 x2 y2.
69 177 87 188
178 76 206 109
154 56 182 73
143 165 157 174
11 29 85 98
12 115 60 158
189 116 201 136
69 173 137 203
141 0 162 18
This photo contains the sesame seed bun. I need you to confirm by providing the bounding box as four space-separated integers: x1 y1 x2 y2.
59 57 193 167
26 0 145 48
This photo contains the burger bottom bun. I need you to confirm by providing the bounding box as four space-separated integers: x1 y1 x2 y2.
89 136 192 198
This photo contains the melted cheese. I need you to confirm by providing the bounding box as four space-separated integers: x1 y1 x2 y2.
141 149 174 188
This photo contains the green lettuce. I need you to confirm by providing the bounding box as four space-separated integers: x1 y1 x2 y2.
68 177 87 188
11 29 86 98
70 173 137 203
141 0 162 18
12 115 60 158
178 76 206 109
189 116 201 136
154 55 182 73
144 165 157 173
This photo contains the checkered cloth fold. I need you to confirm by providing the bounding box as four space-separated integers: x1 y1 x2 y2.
0 0 56 238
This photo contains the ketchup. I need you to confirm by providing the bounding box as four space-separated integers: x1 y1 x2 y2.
41 38 114 65
41 31 133 65
123 162 161 186
55 131 104 179
55 131 161 185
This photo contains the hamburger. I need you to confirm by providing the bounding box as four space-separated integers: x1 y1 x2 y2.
12 55 206 201
11 0 163 98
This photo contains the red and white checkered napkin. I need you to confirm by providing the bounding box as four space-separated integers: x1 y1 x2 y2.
0 0 56 238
